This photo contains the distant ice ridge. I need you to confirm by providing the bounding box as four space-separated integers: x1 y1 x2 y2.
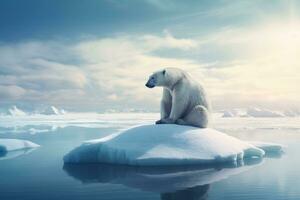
221 107 300 118
7 106 27 116
221 109 249 118
41 106 66 115
64 124 283 166
0 139 40 152
283 109 300 117
246 108 284 117
0 105 67 116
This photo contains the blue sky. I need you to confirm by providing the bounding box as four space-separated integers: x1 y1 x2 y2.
0 0 299 112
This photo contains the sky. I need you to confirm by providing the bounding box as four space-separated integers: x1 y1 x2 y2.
0 0 299 112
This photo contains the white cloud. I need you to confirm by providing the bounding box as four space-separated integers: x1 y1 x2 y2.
0 27 299 111
0 41 88 107
0 33 201 110
197 20 300 109
141 30 198 50
74 35 201 110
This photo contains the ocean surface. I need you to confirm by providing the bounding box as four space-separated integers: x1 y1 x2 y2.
0 113 300 200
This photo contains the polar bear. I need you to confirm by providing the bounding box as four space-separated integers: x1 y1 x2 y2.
145 68 210 128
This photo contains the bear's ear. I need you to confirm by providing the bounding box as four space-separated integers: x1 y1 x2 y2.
162 69 166 75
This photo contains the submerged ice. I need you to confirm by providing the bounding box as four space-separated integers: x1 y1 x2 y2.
64 124 283 166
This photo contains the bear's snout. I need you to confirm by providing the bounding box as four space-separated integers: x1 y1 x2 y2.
145 82 155 88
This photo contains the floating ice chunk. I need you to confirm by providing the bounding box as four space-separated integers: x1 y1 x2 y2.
64 124 270 166
0 139 40 152
249 141 283 153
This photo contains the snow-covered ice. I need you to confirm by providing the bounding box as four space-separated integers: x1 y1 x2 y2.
249 141 284 153
0 108 299 135
64 124 282 166
0 112 160 134
0 139 40 152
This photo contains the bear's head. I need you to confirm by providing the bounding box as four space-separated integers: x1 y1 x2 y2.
145 69 167 88
145 68 184 89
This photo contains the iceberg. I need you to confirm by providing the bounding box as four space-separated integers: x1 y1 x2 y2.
0 139 40 153
64 124 283 166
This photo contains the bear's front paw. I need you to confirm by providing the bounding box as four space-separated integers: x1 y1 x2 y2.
156 118 175 124
155 119 164 124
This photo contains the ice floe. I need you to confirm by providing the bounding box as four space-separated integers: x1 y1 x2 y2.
64 124 283 166
0 139 40 152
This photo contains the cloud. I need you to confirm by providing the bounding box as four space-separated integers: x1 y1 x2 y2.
0 85 26 100
0 41 88 107
0 32 201 111
141 30 198 50
74 33 201 110
0 25 299 111
190 19 300 110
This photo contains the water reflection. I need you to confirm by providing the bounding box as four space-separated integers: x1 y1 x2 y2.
0 148 37 161
160 185 209 200
64 158 264 200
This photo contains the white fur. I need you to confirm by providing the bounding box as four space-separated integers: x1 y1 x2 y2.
146 68 210 128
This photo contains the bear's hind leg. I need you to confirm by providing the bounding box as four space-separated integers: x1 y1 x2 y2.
176 105 209 128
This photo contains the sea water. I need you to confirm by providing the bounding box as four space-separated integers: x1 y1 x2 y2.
0 114 299 200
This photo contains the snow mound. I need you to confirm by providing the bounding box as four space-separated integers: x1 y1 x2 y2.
8 106 27 116
63 124 283 166
0 139 40 152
